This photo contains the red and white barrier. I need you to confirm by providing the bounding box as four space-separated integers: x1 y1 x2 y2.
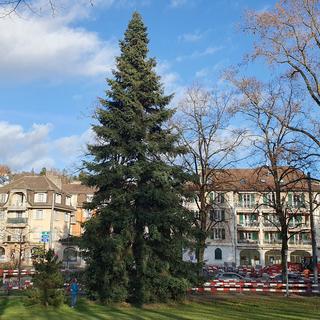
192 280 320 295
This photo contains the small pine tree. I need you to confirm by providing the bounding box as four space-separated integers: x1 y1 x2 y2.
27 249 64 307
81 12 193 305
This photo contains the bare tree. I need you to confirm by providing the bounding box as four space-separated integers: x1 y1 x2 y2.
244 0 320 149
172 85 246 264
0 0 93 17
231 76 317 283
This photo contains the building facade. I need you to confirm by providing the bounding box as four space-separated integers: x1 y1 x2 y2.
186 168 320 267
0 174 94 268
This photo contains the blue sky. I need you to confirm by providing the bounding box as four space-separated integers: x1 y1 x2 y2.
0 0 274 173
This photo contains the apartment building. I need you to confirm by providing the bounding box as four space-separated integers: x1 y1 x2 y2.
186 168 320 267
0 174 95 268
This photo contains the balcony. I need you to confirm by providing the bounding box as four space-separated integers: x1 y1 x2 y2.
289 240 312 246
235 203 256 209
238 221 260 228
237 239 259 245
263 221 280 228
264 239 282 245
7 202 27 211
288 223 310 229
7 218 28 225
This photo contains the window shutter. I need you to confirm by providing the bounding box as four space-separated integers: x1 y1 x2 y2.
252 232 258 240
239 232 244 240
264 232 268 241
238 194 243 206
209 210 214 221
263 194 268 205
239 214 244 224
222 228 226 239
288 193 293 207
221 210 225 221
251 194 255 206
221 193 225 203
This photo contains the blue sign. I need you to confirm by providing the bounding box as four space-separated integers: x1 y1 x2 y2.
41 231 50 243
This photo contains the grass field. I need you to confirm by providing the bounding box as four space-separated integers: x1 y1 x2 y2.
0 294 319 320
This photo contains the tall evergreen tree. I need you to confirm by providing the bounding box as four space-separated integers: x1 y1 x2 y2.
81 12 192 305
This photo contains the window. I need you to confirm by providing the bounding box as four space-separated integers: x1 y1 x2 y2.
0 193 7 203
209 192 225 204
66 196 71 206
289 215 303 227
238 193 255 208
239 232 258 241
211 228 226 240
209 209 225 221
86 195 93 203
0 247 5 256
0 211 5 220
239 214 258 226
55 194 62 204
263 214 280 226
34 210 43 220
34 193 47 203
70 214 76 224
216 193 225 204
263 193 275 205
264 232 282 243
64 213 69 222
215 248 222 260
63 247 77 262
83 209 91 219
288 193 305 208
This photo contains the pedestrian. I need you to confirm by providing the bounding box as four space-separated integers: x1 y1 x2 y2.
70 278 79 308
303 268 310 279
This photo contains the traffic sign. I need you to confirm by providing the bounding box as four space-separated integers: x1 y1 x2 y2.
41 231 50 243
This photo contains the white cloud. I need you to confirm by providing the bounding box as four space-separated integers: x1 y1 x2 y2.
176 46 223 62
0 1 118 82
156 61 186 107
178 30 206 43
169 0 188 8
0 121 93 172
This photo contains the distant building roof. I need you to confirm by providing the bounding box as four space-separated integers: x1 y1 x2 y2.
191 167 320 192
0 175 61 192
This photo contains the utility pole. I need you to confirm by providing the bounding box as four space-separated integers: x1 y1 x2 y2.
49 191 55 249
307 172 318 286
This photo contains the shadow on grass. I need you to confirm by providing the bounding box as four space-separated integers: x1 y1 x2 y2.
0 297 9 316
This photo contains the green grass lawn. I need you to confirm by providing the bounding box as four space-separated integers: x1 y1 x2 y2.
0 294 319 320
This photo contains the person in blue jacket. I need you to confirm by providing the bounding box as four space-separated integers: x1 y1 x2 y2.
70 278 79 308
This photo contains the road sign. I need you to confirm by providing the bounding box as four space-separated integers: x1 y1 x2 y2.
41 231 50 243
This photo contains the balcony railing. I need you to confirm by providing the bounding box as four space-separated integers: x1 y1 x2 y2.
288 223 310 229
235 203 256 209
7 202 27 210
289 240 312 245
238 221 259 227
264 239 282 244
238 239 259 244
263 221 280 228
7 218 28 224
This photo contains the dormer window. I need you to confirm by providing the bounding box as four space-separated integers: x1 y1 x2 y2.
55 194 62 204
0 193 7 203
34 193 47 203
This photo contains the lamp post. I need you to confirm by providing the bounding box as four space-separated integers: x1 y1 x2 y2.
285 249 289 297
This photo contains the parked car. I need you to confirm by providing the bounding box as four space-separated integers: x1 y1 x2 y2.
270 273 311 283
214 272 250 281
